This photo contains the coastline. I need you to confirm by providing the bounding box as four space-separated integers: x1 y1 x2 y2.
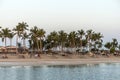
0 58 120 66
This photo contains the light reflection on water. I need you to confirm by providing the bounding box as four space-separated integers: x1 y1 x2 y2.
0 63 120 80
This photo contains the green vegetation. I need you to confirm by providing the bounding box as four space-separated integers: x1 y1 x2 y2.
0 22 120 56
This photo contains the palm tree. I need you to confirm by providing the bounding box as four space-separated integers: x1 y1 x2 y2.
104 42 112 52
8 32 15 46
13 25 22 54
1 28 11 47
96 33 103 51
68 31 77 48
58 30 67 53
68 31 77 53
37 28 46 53
91 32 103 51
13 22 28 54
1 28 11 57
111 38 118 53
111 38 118 48
28 35 37 58
22 32 28 52
46 31 59 51
86 29 93 52
78 29 85 51
18 22 29 48
104 38 118 53
29 26 39 53
8 32 15 54
50 31 59 48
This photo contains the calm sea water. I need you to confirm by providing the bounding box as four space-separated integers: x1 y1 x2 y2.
0 63 120 80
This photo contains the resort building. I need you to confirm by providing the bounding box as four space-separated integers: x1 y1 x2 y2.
0 46 17 54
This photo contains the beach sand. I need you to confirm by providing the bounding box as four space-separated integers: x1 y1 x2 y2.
0 54 120 66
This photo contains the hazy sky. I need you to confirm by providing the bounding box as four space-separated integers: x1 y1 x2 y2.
0 0 120 43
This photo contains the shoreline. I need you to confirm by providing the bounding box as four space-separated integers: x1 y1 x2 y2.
0 58 120 66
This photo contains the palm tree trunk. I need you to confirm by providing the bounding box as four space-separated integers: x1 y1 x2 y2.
10 39 12 46
36 38 41 58
89 40 91 52
39 38 42 53
10 38 12 54
36 38 39 53
80 39 82 52
61 42 64 53
5 37 6 47
5 37 7 57
23 39 26 52
87 37 90 52
29 40 33 58
16 35 18 54
30 43 33 58
72 41 76 53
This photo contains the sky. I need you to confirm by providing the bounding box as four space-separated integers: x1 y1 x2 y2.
0 0 120 45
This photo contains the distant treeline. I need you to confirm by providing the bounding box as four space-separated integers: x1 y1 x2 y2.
0 22 119 54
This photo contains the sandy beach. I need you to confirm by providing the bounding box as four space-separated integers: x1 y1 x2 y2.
0 58 120 66
0 54 119 66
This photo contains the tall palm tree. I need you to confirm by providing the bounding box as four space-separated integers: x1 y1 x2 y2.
91 32 103 51
68 31 77 48
46 31 59 51
96 33 103 51
8 32 15 54
58 30 67 53
78 29 85 51
28 35 37 58
13 25 22 54
1 28 11 57
68 31 77 53
18 22 29 48
30 26 39 53
8 32 15 46
22 32 28 52
13 22 28 54
37 28 46 53
86 29 93 52
1 28 11 47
